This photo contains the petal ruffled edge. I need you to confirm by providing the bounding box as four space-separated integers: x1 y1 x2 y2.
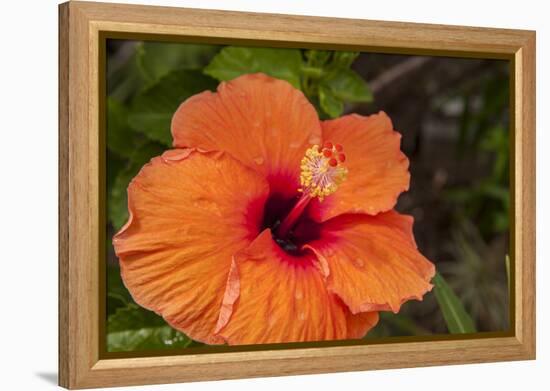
214 229 379 344
308 112 410 222
113 149 270 344
305 211 435 314
171 73 323 198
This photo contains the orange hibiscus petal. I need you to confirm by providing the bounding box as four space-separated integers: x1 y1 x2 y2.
171 73 322 197
304 211 435 314
215 230 379 345
113 150 269 344
308 112 410 222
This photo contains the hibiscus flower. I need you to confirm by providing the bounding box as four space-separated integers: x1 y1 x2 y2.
113 73 435 345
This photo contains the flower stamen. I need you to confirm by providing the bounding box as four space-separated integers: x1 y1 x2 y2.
299 143 347 202
276 142 347 239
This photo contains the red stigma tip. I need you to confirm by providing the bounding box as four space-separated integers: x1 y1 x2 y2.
323 141 333 149
338 153 346 162
335 144 343 152
328 157 338 167
323 149 333 158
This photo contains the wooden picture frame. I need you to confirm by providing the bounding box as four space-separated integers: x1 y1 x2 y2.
58 1 536 389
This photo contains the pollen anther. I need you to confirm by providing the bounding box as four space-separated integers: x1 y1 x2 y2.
299 142 348 201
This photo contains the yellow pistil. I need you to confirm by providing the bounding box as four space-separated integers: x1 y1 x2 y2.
299 142 347 202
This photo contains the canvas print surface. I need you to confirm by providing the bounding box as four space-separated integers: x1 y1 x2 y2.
105 40 510 353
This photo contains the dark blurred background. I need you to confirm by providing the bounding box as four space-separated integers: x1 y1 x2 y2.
351 54 510 336
105 40 510 351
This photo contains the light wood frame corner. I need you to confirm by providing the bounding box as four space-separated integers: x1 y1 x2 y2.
59 1 536 389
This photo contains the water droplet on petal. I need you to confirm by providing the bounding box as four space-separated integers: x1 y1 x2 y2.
308 135 321 145
298 312 306 321
193 198 222 217
162 149 192 162
354 258 365 268
290 141 301 149
253 156 264 165
295 289 303 300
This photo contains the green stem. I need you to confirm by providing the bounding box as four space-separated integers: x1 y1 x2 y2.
301 66 324 79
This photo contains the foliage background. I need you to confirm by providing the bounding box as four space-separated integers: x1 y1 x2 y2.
106 40 510 352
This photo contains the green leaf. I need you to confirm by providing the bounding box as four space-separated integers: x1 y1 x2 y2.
128 69 217 146
106 98 138 159
108 166 135 231
492 210 510 233
204 46 304 88
106 265 133 314
331 51 360 68
106 152 125 195
304 50 331 67
108 48 146 103
108 42 219 103
322 69 373 102
433 273 477 333
106 298 198 352
107 326 192 352
106 272 204 352
319 85 343 118
108 142 165 230
127 113 173 146
138 42 220 84
380 312 431 336
108 303 167 333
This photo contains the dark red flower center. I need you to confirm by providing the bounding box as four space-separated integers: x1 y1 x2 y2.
261 192 321 256
260 141 347 255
